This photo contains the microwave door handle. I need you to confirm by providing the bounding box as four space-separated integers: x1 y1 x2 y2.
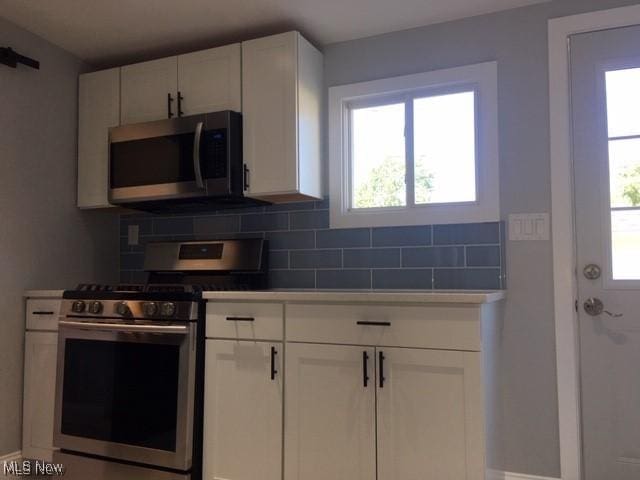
193 121 205 189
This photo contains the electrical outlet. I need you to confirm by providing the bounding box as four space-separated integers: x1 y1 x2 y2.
127 225 139 246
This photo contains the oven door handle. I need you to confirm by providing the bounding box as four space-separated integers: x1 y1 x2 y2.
193 121 205 189
59 320 189 335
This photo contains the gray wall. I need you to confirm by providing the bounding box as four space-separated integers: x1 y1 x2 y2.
0 18 119 456
323 0 640 476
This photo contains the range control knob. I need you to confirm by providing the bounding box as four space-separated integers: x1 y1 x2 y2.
71 301 86 313
88 301 103 315
160 302 177 317
143 302 158 317
115 301 130 316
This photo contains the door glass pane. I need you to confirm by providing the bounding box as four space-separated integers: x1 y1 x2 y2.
413 91 476 204
611 210 640 280
351 103 406 209
605 67 640 138
609 139 640 208
61 339 180 451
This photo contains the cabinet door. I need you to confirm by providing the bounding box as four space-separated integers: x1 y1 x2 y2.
22 332 58 461
177 44 241 116
204 340 282 480
121 57 178 124
284 343 376 480
242 32 298 197
376 348 484 480
77 68 119 208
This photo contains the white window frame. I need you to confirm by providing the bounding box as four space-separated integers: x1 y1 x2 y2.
329 61 499 229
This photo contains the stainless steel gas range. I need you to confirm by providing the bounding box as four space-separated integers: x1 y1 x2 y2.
53 238 267 480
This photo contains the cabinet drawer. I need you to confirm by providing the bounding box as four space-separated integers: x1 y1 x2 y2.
26 299 61 331
206 302 283 341
286 304 481 351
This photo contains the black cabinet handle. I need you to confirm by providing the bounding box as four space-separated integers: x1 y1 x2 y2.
362 351 369 387
167 93 174 118
379 351 385 388
177 91 184 117
243 165 250 190
226 316 255 322
270 346 278 380
32 311 55 315
357 321 391 327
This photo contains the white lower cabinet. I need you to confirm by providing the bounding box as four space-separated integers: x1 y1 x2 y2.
203 339 282 480
22 331 58 461
204 299 497 480
284 343 376 480
376 347 484 480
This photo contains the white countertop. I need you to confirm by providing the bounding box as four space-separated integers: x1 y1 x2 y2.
202 289 505 304
24 290 65 298
22 289 506 304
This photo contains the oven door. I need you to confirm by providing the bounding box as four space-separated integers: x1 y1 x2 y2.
109 112 236 204
53 319 196 471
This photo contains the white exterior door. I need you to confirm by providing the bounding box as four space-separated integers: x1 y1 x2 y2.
203 340 282 480
571 25 640 480
376 347 484 480
22 331 58 461
177 44 241 116
121 56 178 124
284 343 376 480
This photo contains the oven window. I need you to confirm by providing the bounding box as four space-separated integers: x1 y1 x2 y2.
110 129 227 188
61 339 180 451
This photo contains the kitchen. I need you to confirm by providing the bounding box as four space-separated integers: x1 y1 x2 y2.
2 1 640 480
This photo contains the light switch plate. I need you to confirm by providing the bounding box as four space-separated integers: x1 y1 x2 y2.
127 225 139 246
508 213 550 241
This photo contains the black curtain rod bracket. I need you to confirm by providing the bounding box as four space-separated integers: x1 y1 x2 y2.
0 47 40 70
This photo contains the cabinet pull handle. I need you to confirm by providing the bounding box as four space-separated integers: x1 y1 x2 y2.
362 351 369 387
177 91 184 117
167 93 174 118
31 311 55 315
226 316 255 322
243 165 250 190
270 346 278 380
379 351 385 388
357 321 391 327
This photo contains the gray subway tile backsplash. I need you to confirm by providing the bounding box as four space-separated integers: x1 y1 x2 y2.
372 225 431 247
372 269 433 289
316 228 370 248
402 246 465 268
290 249 342 269
120 198 505 290
316 269 371 289
343 248 401 268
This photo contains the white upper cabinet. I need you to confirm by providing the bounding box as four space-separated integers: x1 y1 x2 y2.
121 44 241 125
376 347 485 480
121 57 178 124
77 68 120 209
284 343 376 480
242 31 323 203
177 44 241 116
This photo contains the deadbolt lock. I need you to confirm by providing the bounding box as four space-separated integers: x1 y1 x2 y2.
583 264 601 280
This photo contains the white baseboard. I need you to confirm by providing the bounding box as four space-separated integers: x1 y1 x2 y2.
488 469 561 480
0 452 21 463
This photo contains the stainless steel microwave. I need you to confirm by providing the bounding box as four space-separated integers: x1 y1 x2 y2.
109 111 247 211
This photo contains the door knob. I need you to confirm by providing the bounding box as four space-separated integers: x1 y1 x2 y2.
583 297 623 317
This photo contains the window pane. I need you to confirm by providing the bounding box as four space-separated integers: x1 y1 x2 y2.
605 68 640 138
351 103 406 208
609 138 640 208
611 209 640 280
413 91 476 204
